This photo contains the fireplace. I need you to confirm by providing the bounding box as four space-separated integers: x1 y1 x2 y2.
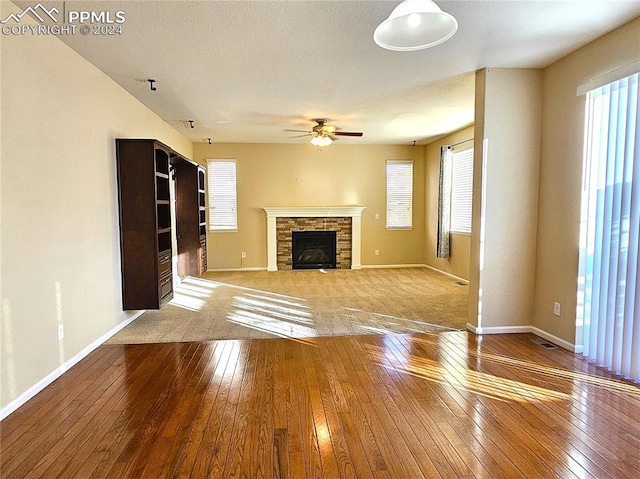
263 206 365 271
292 231 337 269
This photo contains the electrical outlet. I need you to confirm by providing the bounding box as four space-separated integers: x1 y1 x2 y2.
374 249 380 256
241 251 246 258
58 324 64 340
375 213 380 220
553 302 561 316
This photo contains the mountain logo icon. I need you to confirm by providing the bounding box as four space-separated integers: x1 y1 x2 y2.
1 3 59 24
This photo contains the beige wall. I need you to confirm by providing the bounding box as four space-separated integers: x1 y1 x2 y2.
533 17 640 345
424 125 474 280
192 143 426 269
0 1 192 410
469 68 543 329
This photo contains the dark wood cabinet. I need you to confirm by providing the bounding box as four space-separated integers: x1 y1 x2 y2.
116 139 174 310
175 162 207 277
116 139 207 310
116 140 171 310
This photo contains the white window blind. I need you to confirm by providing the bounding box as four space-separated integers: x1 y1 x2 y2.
386 160 413 229
578 71 639 382
207 160 237 231
450 148 474 233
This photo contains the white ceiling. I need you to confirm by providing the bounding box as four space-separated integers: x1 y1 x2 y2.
31 1 640 145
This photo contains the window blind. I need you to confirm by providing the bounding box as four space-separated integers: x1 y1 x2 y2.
386 160 413 229
578 71 639 382
450 148 474 233
207 160 237 231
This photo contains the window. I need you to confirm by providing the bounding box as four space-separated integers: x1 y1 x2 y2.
450 148 474 233
207 160 237 231
386 160 413 229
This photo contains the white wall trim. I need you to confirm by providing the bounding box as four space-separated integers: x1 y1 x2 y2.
423 265 468 284
207 267 267 272
208 264 471 275
466 323 579 352
530 326 582 353
466 322 480 334
263 206 367 218
361 264 428 269
209 265 430 272
467 324 530 335
0 311 144 421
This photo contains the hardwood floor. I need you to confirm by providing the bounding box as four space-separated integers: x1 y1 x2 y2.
1 331 639 478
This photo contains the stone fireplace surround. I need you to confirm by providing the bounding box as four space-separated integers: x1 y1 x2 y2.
263 206 366 271
279 218 350 270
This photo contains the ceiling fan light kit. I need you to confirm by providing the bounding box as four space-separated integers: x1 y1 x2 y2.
286 119 363 147
310 134 333 148
374 0 458 51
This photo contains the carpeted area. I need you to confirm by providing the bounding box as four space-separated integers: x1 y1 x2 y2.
106 268 468 344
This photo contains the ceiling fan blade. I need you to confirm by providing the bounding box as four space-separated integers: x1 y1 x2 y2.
333 131 363 137
284 129 312 133
289 133 312 138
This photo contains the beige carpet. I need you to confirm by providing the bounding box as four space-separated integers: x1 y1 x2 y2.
106 268 468 344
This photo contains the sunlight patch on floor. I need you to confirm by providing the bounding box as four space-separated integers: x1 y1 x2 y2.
411 334 640 395
227 286 316 338
244 293 311 309
170 293 206 312
364 342 571 403
341 306 458 334
228 310 317 338
233 296 313 323
169 276 223 312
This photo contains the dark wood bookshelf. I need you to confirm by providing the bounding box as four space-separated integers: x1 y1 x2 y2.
116 139 206 310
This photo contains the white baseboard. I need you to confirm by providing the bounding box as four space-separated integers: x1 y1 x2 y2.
207 267 267 272
530 326 582 353
0 311 144 421
466 323 530 335
212 265 430 272
423 265 469 284
360 264 428 269
466 323 579 352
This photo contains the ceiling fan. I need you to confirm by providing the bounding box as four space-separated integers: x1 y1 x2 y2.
286 119 363 146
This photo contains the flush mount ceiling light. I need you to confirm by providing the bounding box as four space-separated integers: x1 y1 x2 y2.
374 0 458 51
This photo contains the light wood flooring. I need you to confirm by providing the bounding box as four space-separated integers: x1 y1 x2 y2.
1 331 639 478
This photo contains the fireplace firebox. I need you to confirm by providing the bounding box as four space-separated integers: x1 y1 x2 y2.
292 231 337 269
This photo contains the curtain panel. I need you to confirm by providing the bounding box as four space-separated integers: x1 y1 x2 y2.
437 146 453 258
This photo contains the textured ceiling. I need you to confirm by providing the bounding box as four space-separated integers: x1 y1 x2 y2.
28 1 640 145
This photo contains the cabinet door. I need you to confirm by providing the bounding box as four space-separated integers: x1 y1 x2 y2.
175 162 200 277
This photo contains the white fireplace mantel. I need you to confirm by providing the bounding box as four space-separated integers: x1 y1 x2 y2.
263 206 366 271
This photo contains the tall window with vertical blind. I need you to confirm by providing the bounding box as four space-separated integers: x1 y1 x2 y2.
386 160 413 229
451 148 474 234
207 160 237 231
578 70 639 382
